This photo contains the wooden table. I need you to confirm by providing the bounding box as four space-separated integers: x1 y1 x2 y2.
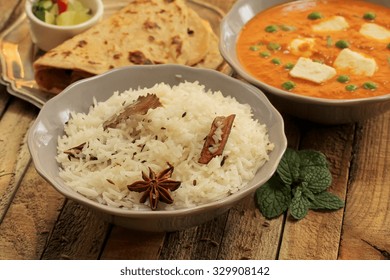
0 0 389 260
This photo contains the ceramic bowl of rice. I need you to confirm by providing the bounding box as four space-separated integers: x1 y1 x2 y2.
28 65 287 232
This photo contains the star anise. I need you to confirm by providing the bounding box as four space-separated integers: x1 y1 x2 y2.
127 163 181 210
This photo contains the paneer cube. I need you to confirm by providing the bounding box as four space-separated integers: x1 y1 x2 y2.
289 57 337 84
359 23 390 41
312 16 349 32
333 48 377 76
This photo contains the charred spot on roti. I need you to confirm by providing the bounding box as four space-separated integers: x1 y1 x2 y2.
76 40 87 48
62 51 72 57
47 52 58 57
129 51 153 65
113 54 122 60
171 35 183 56
144 20 160 30
125 9 137 14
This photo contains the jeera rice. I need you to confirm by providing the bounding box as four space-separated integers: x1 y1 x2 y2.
56 81 274 210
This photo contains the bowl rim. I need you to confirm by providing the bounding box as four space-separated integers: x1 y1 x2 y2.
219 0 390 106
25 0 104 30
28 64 287 219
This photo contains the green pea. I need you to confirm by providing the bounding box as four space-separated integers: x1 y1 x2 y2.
267 42 281 51
265 25 278 33
387 43 390 49
337 75 350 83
282 81 296 91
345 84 358 92
260 51 271 58
279 24 296 31
363 12 376 20
249 45 260 51
307 12 323 20
271 58 281 65
335 40 349 49
284 62 295 70
363 82 377 90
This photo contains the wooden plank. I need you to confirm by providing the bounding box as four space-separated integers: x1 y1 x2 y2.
339 111 390 260
282 114 302 149
217 196 284 260
41 200 110 260
0 99 38 222
0 163 64 260
159 213 229 260
278 123 355 259
100 227 165 260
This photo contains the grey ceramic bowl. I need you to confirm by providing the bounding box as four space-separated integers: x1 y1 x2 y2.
220 0 390 124
27 65 287 232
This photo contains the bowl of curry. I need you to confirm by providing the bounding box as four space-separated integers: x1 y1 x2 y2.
220 0 390 124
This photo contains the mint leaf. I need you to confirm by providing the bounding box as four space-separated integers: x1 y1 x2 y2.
299 150 328 168
255 148 344 221
277 148 300 186
300 181 315 201
255 175 291 219
299 149 332 193
300 165 332 193
290 187 310 220
310 192 344 210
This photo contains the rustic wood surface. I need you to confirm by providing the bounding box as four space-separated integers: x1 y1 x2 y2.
0 0 389 260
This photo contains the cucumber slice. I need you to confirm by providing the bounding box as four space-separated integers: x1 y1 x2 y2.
50 3 59 15
56 11 76 26
41 0 53 10
44 10 55 24
73 12 92 24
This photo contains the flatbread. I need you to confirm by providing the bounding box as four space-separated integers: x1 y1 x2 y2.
193 19 224 70
33 0 221 94
186 9 211 66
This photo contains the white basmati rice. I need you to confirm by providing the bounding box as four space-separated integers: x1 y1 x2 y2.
56 81 274 210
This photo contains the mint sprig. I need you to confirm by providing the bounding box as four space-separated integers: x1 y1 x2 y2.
255 148 344 220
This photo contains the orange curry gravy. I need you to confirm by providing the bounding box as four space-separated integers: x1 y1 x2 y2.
236 0 390 99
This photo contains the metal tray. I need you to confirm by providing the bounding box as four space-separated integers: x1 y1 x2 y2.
0 0 226 108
